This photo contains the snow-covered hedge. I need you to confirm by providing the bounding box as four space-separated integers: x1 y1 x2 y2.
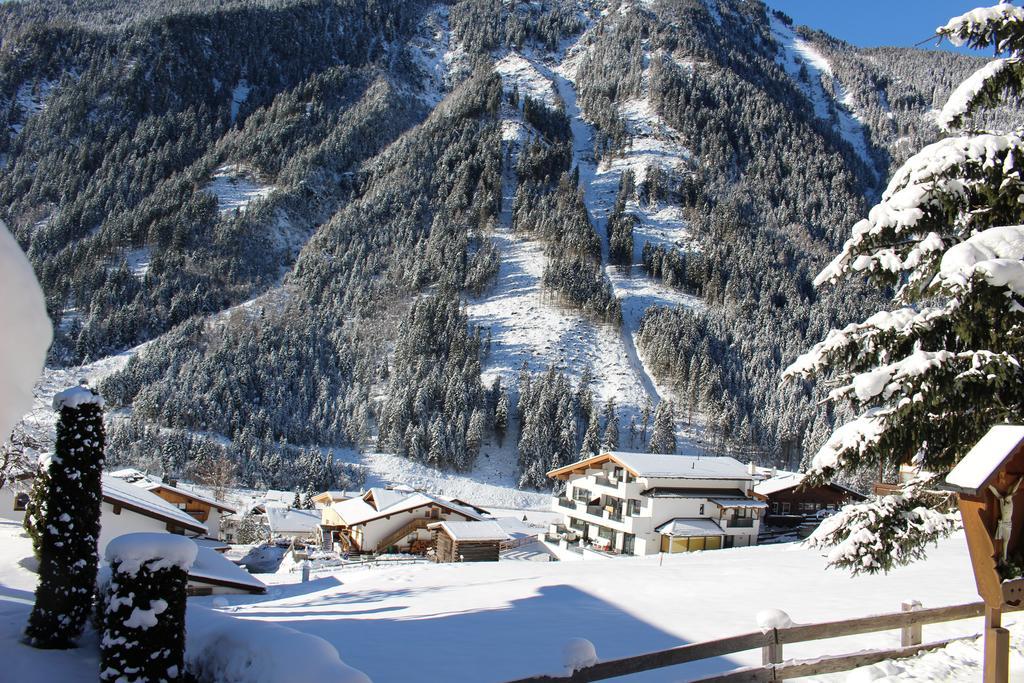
185 606 372 683
100 533 197 683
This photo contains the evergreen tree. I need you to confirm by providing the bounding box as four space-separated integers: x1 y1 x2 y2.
649 401 676 454
236 510 264 544
785 4 1024 573
600 397 619 451
23 465 49 559
580 408 601 458
494 387 509 446
26 386 105 649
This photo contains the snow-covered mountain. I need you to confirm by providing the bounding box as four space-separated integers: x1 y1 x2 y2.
0 0 1003 501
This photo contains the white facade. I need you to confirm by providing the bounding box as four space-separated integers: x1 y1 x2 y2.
549 452 765 556
97 501 170 554
0 484 29 522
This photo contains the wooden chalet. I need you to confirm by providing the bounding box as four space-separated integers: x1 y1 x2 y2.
753 472 865 521
141 481 236 538
430 521 510 563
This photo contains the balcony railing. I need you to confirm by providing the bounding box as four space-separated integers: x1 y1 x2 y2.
557 497 575 509
593 476 614 488
586 505 603 516
725 517 755 528
608 511 623 522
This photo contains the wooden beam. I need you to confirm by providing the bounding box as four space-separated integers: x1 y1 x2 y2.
502 631 770 682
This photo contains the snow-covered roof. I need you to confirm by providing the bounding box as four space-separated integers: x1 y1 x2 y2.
102 474 207 534
331 488 483 527
492 516 541 540
141 481 237 514
265 507 321 535
752 473 865 500
654 518 725 537
108 468 149 482
710 497 768 509
754 473 806 496
189 546 266 593
549 451 752 481
946 425 1024 495
428 520 511 542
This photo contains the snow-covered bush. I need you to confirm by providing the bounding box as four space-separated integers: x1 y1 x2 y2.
100 533 197 683
22 464 49 559
25 386 106 648
786 3 1024 573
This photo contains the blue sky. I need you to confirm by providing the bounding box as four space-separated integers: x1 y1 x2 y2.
762 1 996 53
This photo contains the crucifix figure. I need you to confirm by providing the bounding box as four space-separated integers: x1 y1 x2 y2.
989 478 1022 562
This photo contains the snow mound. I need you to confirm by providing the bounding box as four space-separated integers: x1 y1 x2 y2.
756 608 793 634
562 637 598 673
52 385 104 411
186 606 372 683
0 222 52 444
105 533 198 576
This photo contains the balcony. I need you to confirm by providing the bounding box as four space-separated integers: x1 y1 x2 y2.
608 511 623 522
593 475 614 488
557 497 575 509
586 505 603 516
725 517 755 528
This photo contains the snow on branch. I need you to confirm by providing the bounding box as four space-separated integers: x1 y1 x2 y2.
783 306 947 380
937 224 1024 295
938 2 1024 53
815 133 1024 288
938 58 1023 131
807 476 959 575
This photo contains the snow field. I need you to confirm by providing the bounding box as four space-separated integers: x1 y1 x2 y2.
204 164 274 214
208 531 1012 682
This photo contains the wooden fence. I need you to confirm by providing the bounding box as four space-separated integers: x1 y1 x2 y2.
504 600 1022 682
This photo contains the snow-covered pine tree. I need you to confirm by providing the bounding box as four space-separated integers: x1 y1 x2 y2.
580 408 601 458
494 386 509 446
784 3 1024 574
649 401 676 454
601 397 619 451
25 385 105 649
23 464 49 559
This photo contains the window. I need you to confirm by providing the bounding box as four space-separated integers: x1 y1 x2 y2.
698 504 705 515
573 488 591 503
771 502 779 513
627 499 641 516
781 502 791 514
13 493 29 511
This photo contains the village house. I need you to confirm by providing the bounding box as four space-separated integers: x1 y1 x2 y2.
319 487 483 554
140 480 237 539
753 472 866 521
100 474 209 552
547 451 765 556
266 505 321 542
101 475 267 594
429 520 510 563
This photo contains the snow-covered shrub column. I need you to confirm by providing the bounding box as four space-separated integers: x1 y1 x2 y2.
25 385 106 648
100 533 198 683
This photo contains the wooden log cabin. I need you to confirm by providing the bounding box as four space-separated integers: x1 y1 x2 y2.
429 521 511 563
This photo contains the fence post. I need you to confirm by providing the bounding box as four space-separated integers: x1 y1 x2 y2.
900 600 922 647
762 628 782 666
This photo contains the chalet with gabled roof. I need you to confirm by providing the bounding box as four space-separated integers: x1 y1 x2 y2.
319 487 483 554
547 451 765 556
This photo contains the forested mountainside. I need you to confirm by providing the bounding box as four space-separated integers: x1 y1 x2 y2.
1 0 1004 495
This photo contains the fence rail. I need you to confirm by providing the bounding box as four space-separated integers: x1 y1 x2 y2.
503 600 1021 683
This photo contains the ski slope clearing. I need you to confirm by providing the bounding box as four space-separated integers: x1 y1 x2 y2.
769 15 875 175
204 164 274 214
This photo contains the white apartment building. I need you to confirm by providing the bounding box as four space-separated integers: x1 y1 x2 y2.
547 451 766 556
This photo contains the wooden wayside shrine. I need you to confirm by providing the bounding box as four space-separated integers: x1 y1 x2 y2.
946 425 1024 683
